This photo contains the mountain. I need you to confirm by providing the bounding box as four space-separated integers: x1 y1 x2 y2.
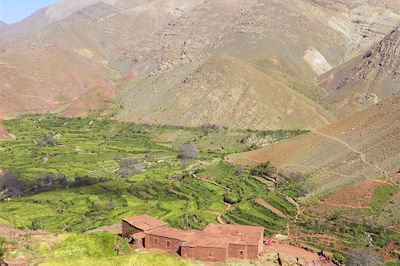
0 0 399 129
0 21 7 31
118 54 333 129
320 27 400 116
229 92 400 195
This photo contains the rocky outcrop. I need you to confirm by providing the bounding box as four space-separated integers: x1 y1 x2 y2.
320 27 400 116
340 26 400 87
346 5 400 57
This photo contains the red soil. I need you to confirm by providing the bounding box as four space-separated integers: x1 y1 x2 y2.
320 179 392 209
266 241 335 265
0 45 114 118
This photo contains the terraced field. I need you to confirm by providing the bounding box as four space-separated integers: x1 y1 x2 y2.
0 116 303 234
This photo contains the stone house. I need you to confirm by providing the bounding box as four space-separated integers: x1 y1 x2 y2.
122 215 264 263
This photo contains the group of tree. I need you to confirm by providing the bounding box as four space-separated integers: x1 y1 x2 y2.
1 172 112 199
199 123 221 131
0 174 23 198
35 135 57 146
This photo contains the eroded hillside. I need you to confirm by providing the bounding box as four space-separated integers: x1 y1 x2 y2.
320 27 400 116
229 92 400 194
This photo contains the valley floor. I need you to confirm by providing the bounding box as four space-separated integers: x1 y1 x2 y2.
0 116 398 265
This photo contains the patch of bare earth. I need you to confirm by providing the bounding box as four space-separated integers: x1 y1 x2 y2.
265 241 335 265
320 179 392 209
0 224 62 265
255 198 286 218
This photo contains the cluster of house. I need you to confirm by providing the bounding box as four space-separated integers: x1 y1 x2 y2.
122 215 264 263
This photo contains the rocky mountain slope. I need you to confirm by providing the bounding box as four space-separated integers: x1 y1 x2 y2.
0 0 399 130
229 92 400 195
320 27 400 116
118 54 333 129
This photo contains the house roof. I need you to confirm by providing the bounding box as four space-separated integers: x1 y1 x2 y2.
183 231 229 248
123 215 167 231
122 215 264 249
146 226 192 241
204 224 264 246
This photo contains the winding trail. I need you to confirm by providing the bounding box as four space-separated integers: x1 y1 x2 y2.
311 130 389 179
216 201 233 224
97 161 119 174
192 172 232 224
284 195 301 239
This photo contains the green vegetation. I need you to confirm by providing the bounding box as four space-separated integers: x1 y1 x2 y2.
0 115 306 234
251 58 271 72
371 185 398 211
0 237 6 262
41 253 199 266
1 115 398 264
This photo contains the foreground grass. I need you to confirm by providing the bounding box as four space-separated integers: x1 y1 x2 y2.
15 232 199 266
41 254 199 266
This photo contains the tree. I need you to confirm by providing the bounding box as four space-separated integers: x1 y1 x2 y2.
179 144 198 160
346 248 384 266
39 173 56 186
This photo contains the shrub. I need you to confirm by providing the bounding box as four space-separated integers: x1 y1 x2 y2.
250 162 274 177
346 248 384 266
199 123 220 131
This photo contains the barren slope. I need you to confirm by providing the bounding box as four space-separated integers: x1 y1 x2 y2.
229 92 400 194
119 54 332 130
320 27 400 116
0 45 115 118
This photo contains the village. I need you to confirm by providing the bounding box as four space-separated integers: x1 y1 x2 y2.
96 214 339 265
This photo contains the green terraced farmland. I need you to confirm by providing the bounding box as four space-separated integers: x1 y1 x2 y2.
0 116 306 234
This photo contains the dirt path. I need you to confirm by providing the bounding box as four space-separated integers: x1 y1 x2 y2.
255 198 286 218
216 201 233 224
192 171 233 224
97 161 119 174
312 130 389 178
266 242 336 266
284 195 301 239
193 173 231 192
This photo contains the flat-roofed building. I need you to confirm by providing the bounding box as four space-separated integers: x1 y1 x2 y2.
121 215 264 262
